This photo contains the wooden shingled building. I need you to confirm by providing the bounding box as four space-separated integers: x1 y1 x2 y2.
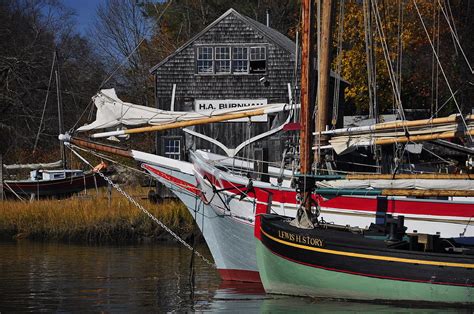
150 8 346 165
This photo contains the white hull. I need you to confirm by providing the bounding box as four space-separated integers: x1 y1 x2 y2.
141 162 261 282
191 151 474 239
140 151 474 283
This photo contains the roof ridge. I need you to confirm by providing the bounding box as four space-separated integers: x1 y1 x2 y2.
149 8 295 73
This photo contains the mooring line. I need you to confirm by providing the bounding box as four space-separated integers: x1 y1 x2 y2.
67 145 216 268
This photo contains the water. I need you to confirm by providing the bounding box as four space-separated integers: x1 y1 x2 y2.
0 241 471 312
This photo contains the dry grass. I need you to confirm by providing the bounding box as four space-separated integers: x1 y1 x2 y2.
0 187 195 243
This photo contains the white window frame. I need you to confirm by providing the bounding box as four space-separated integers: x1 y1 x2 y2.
232 47 249 74
249 46 267 74
163 137 181 160
215 46 231 74
197 47 214 74
195 45 266 75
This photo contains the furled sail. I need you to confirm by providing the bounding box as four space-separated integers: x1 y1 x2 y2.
317 178 474 190
3 160 63 170
314 114 474 154
78 89 290 132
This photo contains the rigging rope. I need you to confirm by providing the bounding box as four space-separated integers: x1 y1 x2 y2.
371 0 407 122
437 0 474 74
66 145 216 268
33 51 56 154
363 0 377 120
69 0 174 132
331 0 345 129
430 0 439 117
412 0 473 144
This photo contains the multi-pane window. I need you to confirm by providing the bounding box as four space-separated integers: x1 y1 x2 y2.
197 47 213 74
232 47 249 73
215 47 231 73
250 47 266 73
164 138 181 160
196 45 266 74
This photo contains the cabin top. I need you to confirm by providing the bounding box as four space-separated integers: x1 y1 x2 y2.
29 169 85 181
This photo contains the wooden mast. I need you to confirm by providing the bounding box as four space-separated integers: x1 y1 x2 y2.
89 105 287 139
300 0 316 212
315 0 333 164
55 65 67 170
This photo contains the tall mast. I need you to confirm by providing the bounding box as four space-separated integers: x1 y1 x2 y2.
300 0 316 177
55 54 67 170
315 0 333 164
300 0 316 215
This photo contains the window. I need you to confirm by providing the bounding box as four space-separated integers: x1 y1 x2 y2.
164 138 181 160
197 47 213 74
250 47 266 73
215 47 231 73
232 47 248 73
195 45 266 74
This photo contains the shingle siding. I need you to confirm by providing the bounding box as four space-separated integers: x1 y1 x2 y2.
154 13 296 108
152 9 345 170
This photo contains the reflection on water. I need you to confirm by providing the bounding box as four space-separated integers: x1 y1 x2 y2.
0 241 471 312
0 241 219 312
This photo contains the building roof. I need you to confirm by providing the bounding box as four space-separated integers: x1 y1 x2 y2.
150 8 297 73
149 8 347 83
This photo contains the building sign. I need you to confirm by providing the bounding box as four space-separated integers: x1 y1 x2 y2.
194 99 268 122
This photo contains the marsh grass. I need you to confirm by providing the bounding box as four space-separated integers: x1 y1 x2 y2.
0 187 195 243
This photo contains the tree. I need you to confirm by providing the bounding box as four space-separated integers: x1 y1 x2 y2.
0 0 107 162
338 0 473 116
89 0 154 106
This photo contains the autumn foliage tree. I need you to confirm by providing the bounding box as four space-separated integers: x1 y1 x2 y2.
337 0 473 117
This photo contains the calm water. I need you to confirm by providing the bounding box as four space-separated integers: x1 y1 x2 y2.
0 241 471 312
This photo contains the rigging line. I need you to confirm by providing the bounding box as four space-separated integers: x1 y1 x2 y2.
363 0 376 119
66 144 198 197
396 0 404 99
331 0 345 129
429 89 460 119
70 0 174 132
437 0 474 74
371 0 406 122
412 0 473 143
446 0 461 55
421 144 454 165
293 30 300 125
33 51 56 154
70 37 146 132
69 146 216 267
435 4 440 116
430 0 437 117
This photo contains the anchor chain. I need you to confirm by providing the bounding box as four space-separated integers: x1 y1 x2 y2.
68 145 216 268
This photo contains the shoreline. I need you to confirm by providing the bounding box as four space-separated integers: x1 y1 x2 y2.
0 187 200 245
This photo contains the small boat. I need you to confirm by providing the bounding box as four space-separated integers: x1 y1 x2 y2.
3 168 109 199
255 210 474 304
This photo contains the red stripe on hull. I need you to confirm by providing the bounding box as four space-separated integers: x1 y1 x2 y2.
321 196 474 218
218 269 262 283
195 167 474 218
142 164 200 195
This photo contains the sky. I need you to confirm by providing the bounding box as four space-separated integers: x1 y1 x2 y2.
62 0 100 34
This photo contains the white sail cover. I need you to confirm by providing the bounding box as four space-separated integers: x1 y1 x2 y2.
3 160 63 170
326 121 474 154
78 89 289 132
317 179 474 190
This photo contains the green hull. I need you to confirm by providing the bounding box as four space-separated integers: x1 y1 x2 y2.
256 241 474 305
